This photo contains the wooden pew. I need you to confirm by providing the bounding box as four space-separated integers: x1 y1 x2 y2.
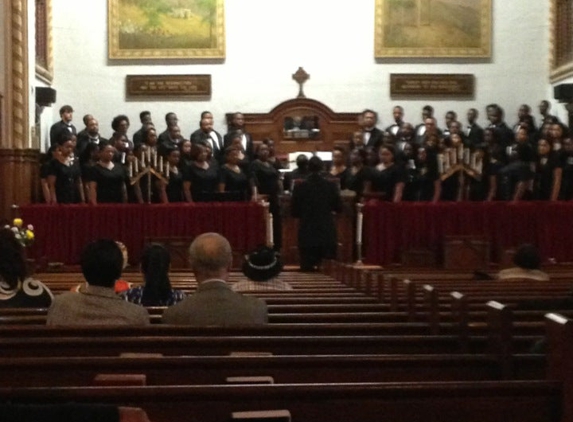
0 323 457 338
0 353 546 388
0 334 503 357
0 381 562 422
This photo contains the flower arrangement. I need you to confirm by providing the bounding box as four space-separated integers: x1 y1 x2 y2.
3 218 34 248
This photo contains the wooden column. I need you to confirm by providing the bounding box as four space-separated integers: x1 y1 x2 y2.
0 0 36 220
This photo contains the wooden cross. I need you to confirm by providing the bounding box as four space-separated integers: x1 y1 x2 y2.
292 67 309 99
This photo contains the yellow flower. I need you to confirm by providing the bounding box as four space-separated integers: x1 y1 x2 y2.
25 230 34 240
13 218 23 228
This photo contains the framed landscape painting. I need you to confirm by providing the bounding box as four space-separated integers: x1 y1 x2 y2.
108 0 225 59
374 0 491 58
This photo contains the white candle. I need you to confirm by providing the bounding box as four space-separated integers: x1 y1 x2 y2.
129 160 133 178
463 148 470 165
159 156 163 173
165 162 170 178
253 186 258 202
147 147 151 165
437 154 444 174
268 213 274 245
154 149 157 168
356 212 363 244
471 152 477 170
134 157 139 173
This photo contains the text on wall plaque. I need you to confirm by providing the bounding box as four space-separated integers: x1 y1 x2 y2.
126 75 212 98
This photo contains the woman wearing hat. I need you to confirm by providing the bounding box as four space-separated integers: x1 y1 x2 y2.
232 246 292 291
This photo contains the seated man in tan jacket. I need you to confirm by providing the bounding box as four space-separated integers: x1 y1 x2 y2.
163 232 268 326
47 239 149 326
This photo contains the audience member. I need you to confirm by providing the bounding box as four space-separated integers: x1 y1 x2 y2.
498 244 550 281
71 241 132 293
0 228 53 307
47 239 149 325
162 233 268 325
233 245 292 291
121 244 186 306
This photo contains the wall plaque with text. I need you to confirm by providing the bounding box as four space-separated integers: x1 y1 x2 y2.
126 75 211 98
390 74 474 98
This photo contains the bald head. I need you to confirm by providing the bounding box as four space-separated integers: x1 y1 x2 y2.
189 233 233 281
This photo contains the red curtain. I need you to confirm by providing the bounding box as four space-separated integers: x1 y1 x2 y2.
20 203 266 265
363 201 573 265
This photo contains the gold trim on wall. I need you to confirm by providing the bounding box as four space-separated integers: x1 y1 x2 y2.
9 0 30 150
374 0 492 58
108 0 225 59
35 0 53 84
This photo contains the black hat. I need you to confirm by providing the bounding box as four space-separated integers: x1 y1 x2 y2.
242 246 283 282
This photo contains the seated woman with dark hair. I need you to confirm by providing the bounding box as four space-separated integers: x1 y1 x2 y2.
121 244 186 306
0 229 53 307
498 244 549 281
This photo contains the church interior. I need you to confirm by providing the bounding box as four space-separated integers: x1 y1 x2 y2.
1 1 573 421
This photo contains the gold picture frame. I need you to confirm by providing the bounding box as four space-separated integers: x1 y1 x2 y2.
550 0 573 83
108 0 225 60
374 0 491 58
35 0 53 83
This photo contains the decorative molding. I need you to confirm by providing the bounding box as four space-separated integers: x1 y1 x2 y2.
9 0 30 150
35 0 53 84
550 0 573 83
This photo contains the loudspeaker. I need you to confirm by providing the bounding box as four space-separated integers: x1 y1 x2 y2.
554 84 573 101
36 87 57 106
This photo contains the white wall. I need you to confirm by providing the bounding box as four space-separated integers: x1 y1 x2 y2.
49 0 551 144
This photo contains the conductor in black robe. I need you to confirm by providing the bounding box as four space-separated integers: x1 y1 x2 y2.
291 156 343 272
